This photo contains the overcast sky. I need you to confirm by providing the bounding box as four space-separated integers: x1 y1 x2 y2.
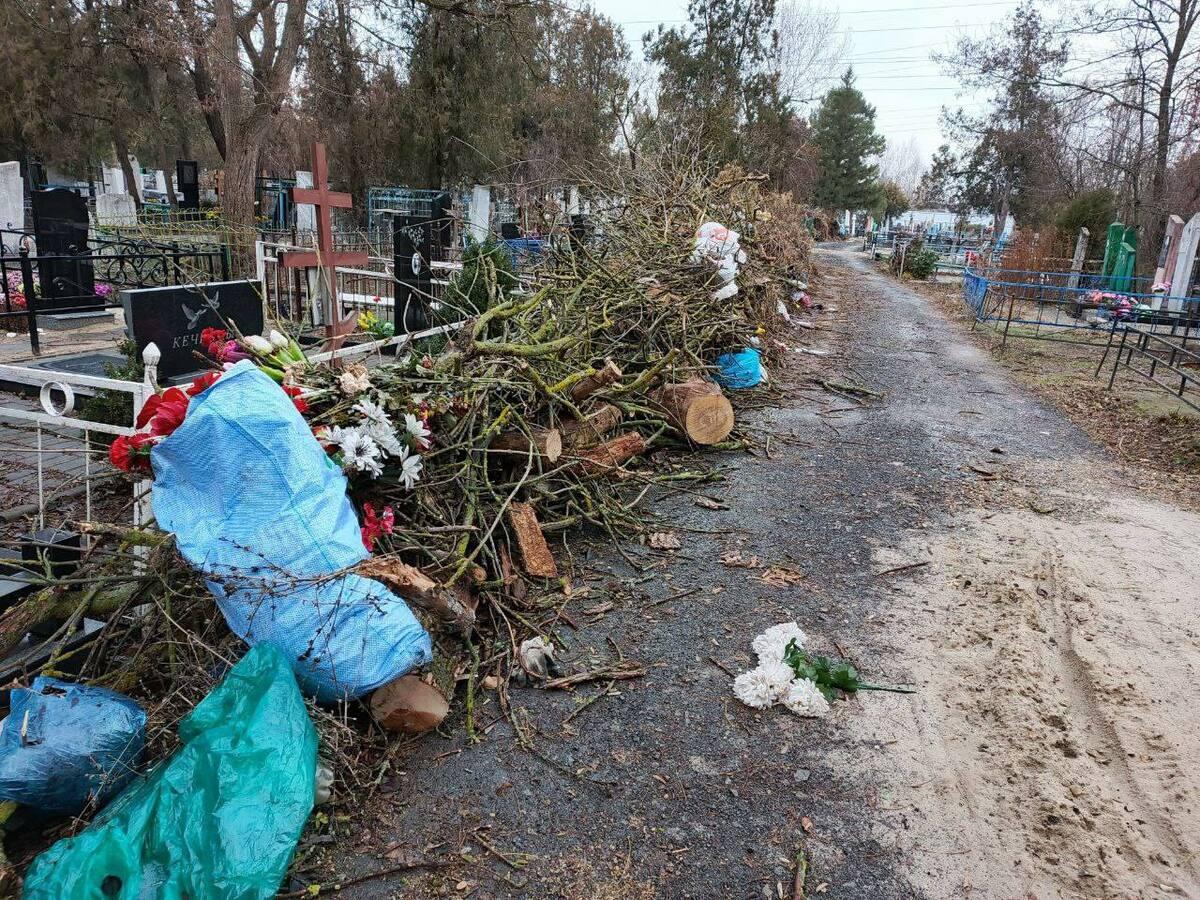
590 0 1029 167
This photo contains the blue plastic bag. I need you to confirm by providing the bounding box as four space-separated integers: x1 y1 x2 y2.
22 644 317 900
0 677 144 814
714 348 763 389
150 362 432 701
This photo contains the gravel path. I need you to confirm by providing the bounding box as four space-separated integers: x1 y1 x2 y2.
323 244 1195 899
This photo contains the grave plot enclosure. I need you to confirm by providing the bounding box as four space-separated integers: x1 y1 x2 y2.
0 229 229 355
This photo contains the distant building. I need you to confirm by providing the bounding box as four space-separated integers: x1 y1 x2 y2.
897 207 1015 237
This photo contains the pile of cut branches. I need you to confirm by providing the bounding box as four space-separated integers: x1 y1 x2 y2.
0 154 816 842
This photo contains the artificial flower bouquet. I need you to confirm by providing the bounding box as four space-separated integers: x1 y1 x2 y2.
733 622 915 719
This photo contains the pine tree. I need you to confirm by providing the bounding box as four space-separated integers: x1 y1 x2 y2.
810 69 885 211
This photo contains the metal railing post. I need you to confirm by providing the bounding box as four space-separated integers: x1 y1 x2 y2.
19 244 39 356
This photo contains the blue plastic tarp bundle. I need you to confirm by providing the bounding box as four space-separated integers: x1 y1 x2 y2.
0 677 145 814
22 644 318 900
714 348 764 390
150 361 432 701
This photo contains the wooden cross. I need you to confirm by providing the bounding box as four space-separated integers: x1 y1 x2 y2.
281 142 367 351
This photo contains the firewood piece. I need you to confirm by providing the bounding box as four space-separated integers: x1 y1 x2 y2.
370 675 449 733
357 558 476 631
575 431 647 476
570 360 622 402
489 426 563 463
560 402 623 450
507 502 559 578
652 379 734 445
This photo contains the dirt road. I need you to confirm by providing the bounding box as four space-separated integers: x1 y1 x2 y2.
327 243 1200 899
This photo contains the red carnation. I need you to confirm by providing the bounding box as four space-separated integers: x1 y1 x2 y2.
109 433 155 473
187 371 221 396
200 327 227 346
137 387 190 437
282 384 309 416
149 396 189 437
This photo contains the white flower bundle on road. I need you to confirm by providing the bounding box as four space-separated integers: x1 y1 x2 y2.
733 622 917 718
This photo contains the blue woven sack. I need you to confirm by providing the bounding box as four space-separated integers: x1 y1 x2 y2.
714 348 763 389
0 677 144 814
150 362 432 701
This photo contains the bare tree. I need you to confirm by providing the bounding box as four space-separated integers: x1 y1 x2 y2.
1050 0 1200 248
878 136 925 196
775 0 846 108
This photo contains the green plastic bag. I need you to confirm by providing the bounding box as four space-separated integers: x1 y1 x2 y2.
23 644 318 899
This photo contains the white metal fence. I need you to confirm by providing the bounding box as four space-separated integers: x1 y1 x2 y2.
0 346 160 530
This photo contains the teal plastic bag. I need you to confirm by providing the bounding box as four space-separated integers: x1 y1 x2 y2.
22 644 317 899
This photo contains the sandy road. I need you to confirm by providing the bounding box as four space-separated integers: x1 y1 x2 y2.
837 246 1200 899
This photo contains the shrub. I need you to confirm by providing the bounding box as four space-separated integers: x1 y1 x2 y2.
905 246 939 280
445 237 519 316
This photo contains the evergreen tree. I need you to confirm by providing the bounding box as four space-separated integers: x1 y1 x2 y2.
810 69 885 211
644 0 793 175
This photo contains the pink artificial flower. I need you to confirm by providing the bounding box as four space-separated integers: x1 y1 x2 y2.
360 502 395 551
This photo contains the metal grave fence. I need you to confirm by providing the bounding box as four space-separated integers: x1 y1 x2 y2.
961 265 1200 348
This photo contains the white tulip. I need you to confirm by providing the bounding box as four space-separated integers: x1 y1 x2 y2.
244 334 274 355
269 329 290 350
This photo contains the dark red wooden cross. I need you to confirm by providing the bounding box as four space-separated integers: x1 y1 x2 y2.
281 142 367 350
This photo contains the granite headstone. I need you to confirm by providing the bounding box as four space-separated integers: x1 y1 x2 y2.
31 188 98 312
176 160 200 211
96 193 137 226
0 161 22 233
122 280 264 379
393 217 433 333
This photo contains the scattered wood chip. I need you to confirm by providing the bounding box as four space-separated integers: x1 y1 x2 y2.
649 531 682 550
760 565 805 587
695 496 727 510
801 815 814 834
721 551 761 568
1028 499 1058 515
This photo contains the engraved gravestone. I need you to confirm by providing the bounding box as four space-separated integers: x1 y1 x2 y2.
31 188 98 312
96 193 137 226
0 161 22 233
393 216 433 333
122 280 264 379
176 160 200 211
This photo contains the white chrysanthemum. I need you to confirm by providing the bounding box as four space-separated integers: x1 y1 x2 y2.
782 677 830 718
353 397 391 428
733 668 777 709
732 659 794 709
403 412 432 449
397 446 423 490
751 622 808 664
331 426 384 478
363 418 405 457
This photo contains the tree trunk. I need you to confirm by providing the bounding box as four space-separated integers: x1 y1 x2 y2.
220 137 261 275
489 426 563 462
560 403 623 450
570 359 622 402
370 675 449 733
574 431 647 476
